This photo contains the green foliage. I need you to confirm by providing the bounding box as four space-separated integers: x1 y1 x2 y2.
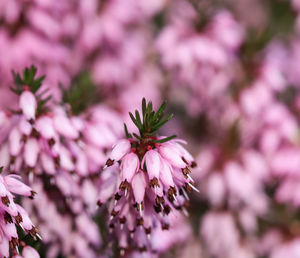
125 98 176 142
242 0 295 60
277 86 298 105
11 66 51 116
11 65 45 95
61 71 99 115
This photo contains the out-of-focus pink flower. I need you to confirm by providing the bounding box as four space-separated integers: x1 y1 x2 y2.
201 211 255 258
0 79 125 257
19 91 37 121
20 246 40 258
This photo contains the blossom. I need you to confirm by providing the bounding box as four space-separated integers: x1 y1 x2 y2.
0 169 39 257
101 98 197 254
0 67 124 257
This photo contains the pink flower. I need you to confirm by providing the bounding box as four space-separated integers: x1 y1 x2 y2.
158 142 188 169
20 246 40 258
19 91 37 121
4 174 35 197
0 172 39 257
100 99 197 253
120 152 139 184
109 139 131 163
143 149 160 182
0 69 125 257
131 171 147 205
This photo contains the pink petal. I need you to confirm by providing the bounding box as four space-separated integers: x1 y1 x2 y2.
19 118 32 136
158 142 186 168
144 149 160 180
54 114 79 139
59 146 75 171
121 153 139 182
110 139 131 161
0 237 9 258
40 152 56 175
0 219 18 239
22 246 40 258
19 91 37 120
24 138 40 167
16 204 34 230
159 158 175 188
36 116 56 139
4 175 33 197
0 176 8 197
132 171 147 203
9 128 22 156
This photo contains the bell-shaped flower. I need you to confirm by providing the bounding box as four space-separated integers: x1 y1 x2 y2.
0 173 39 257
24 138 40 168
19 91 37 120
158 142 187 168
142 149 160 187
4 174 34 197
132 171 147 208
120 152 139 183
109 139 131 162
21 246 40 258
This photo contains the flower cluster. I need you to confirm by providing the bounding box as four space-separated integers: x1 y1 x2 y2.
0 168 39 257
101 99 197 254
156 6 244 117
1 0 300 257
0 66 123 257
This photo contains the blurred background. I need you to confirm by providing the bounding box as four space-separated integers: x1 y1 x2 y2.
1 0 300 257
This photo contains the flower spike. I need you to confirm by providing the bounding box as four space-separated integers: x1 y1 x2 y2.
101 98 198 254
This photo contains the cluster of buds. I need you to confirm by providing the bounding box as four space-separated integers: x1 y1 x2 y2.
0 167 40 257
101 98 198 254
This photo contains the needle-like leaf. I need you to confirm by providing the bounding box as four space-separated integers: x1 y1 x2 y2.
151 114 173 132
152 135 177 143
152 101 166 123
124 123 132 138
129 112 142 132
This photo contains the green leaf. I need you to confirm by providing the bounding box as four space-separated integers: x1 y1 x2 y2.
62 71 99 115
124 123 132 138
133 133 143 141
148 110 155 124
129 112 142 132
152 101 166 123
151 113 173 132
135 110 142 128
142 98 146 118
32 75 46 93
39 95 52 106
144 112 149 130
10 66 46 95
36 88 50 98
153 135 176 143
9 86 20 95
12 71 22 86
146 101 153 116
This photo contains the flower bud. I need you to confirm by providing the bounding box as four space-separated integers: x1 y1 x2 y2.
19 91 37 120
